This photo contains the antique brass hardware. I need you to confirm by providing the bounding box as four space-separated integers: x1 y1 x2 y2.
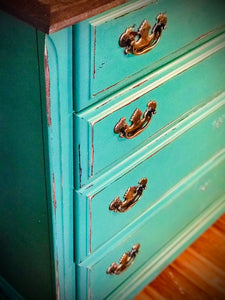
106 244 140 275
109 178 147 213
114 101 157 139
119 13 167 55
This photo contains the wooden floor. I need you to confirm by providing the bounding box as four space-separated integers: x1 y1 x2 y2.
135 214 225 300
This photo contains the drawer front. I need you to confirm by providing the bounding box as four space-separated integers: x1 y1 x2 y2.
74 0 225 110
75 98 225 261
75 47 225 186
77 150 225 300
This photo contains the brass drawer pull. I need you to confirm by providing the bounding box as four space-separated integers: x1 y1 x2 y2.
114 101 157 139
119 13 167 55
106 244 140 275
109 178 147 213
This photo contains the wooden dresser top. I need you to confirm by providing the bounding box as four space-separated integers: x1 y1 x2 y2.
0 0 130 34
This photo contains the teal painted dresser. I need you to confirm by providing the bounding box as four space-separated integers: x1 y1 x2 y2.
0 0 225 299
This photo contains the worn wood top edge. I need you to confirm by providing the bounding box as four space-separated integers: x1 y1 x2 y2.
0 0 130 34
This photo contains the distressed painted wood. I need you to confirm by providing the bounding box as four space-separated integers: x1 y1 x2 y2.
75 97 225 262
44 29 76 300
0 11 54 299
77 151 225 299
0 11 75 300
107 199 225 300
1 0 225 299
74 0 225 111
75 43 225 186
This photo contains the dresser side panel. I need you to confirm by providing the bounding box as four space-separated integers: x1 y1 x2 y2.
0 11 54 299
45 28 76 300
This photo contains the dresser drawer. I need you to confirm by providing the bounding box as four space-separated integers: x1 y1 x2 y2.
75 47 225 186
75 97 225 261
74 0 225 110
77 150 225 300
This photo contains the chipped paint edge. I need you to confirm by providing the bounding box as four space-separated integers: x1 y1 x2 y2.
77 34 225 186
44 28 76 300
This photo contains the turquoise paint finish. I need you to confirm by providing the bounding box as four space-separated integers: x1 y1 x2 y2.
74 0 225 111
45 29 76 300
75 97 225 261
108 196 225 300
0 12 54 299
77 150 225 300
0 11 75 300
1 1 225 299
75 46 225 185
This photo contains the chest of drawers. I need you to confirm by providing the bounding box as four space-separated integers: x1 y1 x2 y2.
0 1 225 299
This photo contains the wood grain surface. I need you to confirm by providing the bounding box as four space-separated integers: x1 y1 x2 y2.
135 214 225 300
0 0 130 33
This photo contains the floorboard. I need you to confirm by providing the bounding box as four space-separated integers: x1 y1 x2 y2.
135 214 225 300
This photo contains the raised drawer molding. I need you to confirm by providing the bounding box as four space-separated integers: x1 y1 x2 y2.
0 1 225 300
